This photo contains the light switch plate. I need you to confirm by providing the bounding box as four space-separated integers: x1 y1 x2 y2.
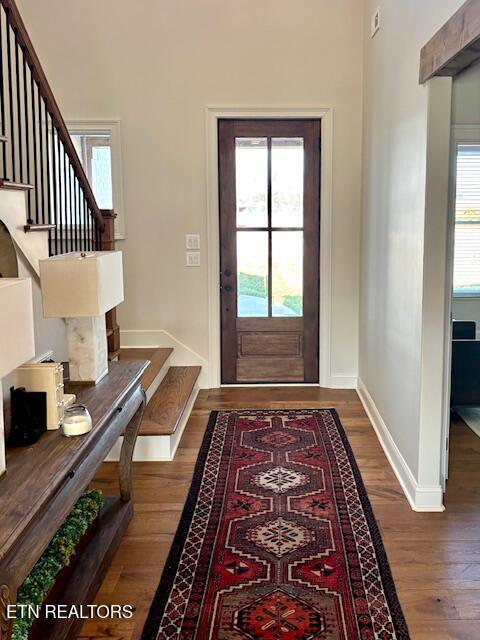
186 252 201 267
186 234 200 250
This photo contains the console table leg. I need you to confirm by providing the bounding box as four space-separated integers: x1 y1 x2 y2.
119 389 146 502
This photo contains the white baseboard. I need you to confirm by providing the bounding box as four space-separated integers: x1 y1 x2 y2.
106 433 169 461
120 329 209 388
328 375 358 389
357 378 444 512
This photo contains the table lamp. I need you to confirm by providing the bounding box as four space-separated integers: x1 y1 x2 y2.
0 278 35 478
39 251 124 384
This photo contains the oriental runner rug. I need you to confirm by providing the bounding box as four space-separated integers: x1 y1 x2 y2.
142 409 409 640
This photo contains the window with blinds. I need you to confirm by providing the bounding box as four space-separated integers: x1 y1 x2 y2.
454 144 480 296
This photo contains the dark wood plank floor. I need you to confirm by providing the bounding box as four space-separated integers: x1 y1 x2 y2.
79 389 480 640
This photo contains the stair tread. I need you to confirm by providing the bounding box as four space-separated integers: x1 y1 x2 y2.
119 347 173 392
24 223 56 232
141 366 201 436
0 179 35 191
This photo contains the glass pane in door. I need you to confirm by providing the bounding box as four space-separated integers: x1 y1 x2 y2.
272 138 304 227
237 231 269 317
236 138 268 228
272 231 303 316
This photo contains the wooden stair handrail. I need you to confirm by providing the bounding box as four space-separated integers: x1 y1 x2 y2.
0 0 104 231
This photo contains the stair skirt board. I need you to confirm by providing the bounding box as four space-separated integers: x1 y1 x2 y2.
106 387 199 462
145 358 172 403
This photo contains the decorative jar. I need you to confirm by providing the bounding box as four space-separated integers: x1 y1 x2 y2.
62 404 92 437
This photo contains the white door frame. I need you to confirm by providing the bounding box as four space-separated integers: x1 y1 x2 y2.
416 78 452 511
441 124 480 484
205 106 334 388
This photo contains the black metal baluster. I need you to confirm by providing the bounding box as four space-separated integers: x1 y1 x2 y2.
79 189 84 250
86 201 90 250
74 176 79 250
57 133 64 253
30 71 39 222
38 89 45 224
90 206 94 250
86 198 91 250
94 217 98 250
14 31 23 183
67 152 73 252
68 164 74 251
0 9 8 178
6 11 16 181
82 196 86 249
45 102 51 227
62 145 68 251
51 125 58 254
22 53 32 221
83 194 87 251
68 165 78 251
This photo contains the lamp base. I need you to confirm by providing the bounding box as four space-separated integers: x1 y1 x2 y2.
66 316 108 385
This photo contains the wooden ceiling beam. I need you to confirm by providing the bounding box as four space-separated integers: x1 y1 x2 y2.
420 0 480 83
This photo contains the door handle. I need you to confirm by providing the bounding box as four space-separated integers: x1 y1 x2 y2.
224 269 232 277
222 284 232 292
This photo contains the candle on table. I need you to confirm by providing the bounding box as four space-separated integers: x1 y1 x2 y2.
62 405 92 437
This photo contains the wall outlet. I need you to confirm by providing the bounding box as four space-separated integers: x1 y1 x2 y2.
186 234 200 250
186 251 201 267
371 8 380 38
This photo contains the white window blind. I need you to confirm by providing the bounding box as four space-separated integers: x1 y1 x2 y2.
454 144 480 296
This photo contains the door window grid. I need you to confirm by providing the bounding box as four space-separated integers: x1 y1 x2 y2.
235 137 304 317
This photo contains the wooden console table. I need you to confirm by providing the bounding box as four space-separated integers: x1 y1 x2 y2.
0 360 148 640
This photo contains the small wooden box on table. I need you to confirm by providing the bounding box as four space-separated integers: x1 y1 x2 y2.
0 360 149 640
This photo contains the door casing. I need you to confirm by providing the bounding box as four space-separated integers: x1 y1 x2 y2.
206 107 334 388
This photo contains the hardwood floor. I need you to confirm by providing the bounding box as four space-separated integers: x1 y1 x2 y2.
79 389 480 640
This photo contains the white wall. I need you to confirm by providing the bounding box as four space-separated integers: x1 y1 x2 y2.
360 0 464 508
16 0 363 385
452 60 480 125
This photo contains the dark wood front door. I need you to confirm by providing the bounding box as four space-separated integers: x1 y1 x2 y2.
219 119 320 383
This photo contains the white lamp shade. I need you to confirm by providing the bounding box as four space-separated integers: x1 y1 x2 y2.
0 278 35 377
39 251 124 318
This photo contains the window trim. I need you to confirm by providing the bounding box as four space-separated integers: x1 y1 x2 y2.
451 125 480 299
66 119 125 240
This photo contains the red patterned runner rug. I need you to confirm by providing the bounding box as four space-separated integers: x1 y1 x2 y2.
141 409 409 640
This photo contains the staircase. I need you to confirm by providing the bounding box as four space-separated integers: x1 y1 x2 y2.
0 0 119 358
106 348 201 461
0 0 201 460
